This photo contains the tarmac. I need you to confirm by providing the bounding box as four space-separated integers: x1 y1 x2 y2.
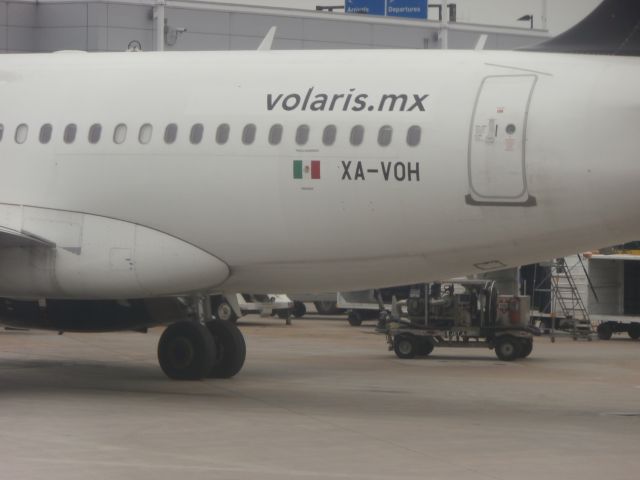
0 312 639 480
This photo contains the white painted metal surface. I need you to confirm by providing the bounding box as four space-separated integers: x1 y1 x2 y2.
257 26 277 51
588 257 623 316
0 49 637 297
0 205 228 298
589 255 640 262
468 75 536 204
154 1 166 52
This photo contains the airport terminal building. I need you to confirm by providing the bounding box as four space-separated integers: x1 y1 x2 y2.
0 1 547 53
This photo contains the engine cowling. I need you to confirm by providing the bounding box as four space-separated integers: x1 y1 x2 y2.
0 205 229 298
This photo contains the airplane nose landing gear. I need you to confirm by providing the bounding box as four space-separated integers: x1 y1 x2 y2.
206 319 246 378
157 295 247 380
158 321 216 380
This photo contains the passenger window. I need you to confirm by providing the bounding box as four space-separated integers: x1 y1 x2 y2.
139 124 153 144
295 125 310 146
0 124 4 142
64 124 77 144
39 124 53 144
269 124 283 145
378 125 392 147
88 123 102 144
322 125 336 146
15 124 28 144
350 125 364 146
190 123 204 145
216 124 230 145
406 125 421 147
113 124 127 144
242 124 256 145
164 123 178 144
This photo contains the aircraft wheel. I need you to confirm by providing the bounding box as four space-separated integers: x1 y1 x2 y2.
495 336 521 361
628 324 640 340
215 299 238 323
519 338 533 358
393 334 418 359
158 321 216 380
597 323 613 340
206 319 246 378
292 301 307 318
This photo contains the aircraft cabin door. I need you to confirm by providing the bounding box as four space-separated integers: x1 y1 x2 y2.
466 75 537 206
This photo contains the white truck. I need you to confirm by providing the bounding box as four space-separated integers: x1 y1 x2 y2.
211 294 294 324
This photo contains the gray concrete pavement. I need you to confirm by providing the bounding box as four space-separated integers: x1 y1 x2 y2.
0 316 639 480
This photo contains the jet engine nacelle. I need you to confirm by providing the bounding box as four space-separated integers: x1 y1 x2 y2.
0 205 229 298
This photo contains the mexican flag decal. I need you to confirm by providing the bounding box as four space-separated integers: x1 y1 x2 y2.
293 160 321 180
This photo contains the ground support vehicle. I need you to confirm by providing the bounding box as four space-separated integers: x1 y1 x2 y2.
211 294 293 324
288 293 345 316
338 287 414 326
386 325 534 361
529 312 594 342
594 318 640 340
380 281 536 361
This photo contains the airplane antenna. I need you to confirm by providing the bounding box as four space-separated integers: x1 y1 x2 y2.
258 26 277 51
474 34 488 50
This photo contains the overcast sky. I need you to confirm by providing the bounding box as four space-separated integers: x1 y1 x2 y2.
217 0 603 35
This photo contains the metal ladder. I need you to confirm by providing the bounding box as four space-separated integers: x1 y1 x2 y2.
550 257 593 340
532 256 594 340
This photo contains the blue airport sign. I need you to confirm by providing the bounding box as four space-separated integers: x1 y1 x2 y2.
386 0 428 19
344 0 386 17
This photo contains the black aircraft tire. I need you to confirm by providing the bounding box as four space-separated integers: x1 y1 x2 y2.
495 336 521 361
206 319 246 379
393 334 418 359
158 321 216 380
628 324 640 340
597 323 613 340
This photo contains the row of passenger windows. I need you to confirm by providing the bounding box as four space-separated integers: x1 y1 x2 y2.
0 123 423 148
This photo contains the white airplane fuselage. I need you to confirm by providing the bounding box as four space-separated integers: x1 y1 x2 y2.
0 49 639 298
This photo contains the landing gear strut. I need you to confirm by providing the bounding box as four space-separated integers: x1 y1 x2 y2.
157 295 246 380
